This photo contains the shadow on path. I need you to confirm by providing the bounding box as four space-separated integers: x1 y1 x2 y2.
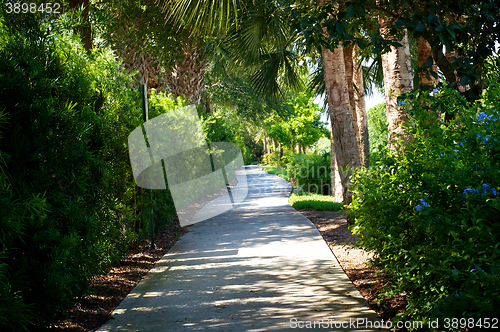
97 166 382 331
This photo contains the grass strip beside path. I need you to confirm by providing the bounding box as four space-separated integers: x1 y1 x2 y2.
289 193 343 211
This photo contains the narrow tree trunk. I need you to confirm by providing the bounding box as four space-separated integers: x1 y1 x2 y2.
263 130 268 154
343 44 360 149
352 45 370 167
345 44 369 167
322 45 361 204
379 22 414 149
279 143 283 159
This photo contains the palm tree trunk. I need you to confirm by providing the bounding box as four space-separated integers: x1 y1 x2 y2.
165 39 206 105
352 45 370 167
344 44 369 167
379 24 414 149
343 43 361 151
322 45 361 204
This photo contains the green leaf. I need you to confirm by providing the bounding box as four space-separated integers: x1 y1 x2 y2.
427 15 439 24
446 28 456 40
416 24 426 32
460 75 469 86
425 56 434 68
395 19 408 27
346 4 355 18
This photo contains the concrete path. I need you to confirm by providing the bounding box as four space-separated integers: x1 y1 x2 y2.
98 166 382 331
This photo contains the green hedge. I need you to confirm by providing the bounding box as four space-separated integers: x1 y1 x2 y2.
0 12 178 329
349 61 500 327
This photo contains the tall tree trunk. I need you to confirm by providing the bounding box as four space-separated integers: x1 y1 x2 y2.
263 130 268 154
379 21 414 149
343 43 361 153
165 39 206 105
417 36 438 87
279 143 283 159
322 45 361 204
352 45 370 167
344 44 369 167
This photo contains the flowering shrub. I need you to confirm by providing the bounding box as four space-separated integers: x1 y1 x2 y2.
349 66 500 326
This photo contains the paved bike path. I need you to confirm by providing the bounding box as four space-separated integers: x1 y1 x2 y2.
98 166 382 331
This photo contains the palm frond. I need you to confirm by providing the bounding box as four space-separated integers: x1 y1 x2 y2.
159 0 242 35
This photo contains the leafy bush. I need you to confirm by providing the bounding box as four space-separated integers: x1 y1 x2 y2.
0 12 176 329
349 67 500 327
261 152 281 165
286 153 331 195
366 103 389 165
289 192 343 211
0 111 35 331
201 111 257 164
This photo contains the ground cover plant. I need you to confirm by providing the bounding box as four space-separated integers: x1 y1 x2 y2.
349 58 500 328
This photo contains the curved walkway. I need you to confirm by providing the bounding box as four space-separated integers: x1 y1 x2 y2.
98 166 382 331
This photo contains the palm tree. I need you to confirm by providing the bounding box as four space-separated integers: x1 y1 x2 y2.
95 0 209 103
161 0 369 203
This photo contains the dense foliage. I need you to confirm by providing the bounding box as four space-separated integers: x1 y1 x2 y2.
263 152 331 196
366 102 388 165
349 59 500 327
265 91 328 151
0 12 178 329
